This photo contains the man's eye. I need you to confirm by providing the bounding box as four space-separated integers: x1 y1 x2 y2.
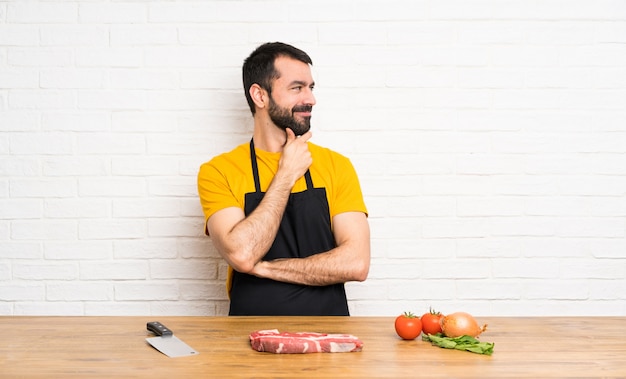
292 86 302 91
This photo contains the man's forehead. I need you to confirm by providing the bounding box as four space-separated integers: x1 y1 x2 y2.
274 56 314 82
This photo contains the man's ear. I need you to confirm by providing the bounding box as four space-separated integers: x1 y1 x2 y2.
249 84 267 110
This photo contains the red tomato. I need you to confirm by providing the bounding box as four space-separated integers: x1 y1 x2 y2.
421 308 444 335
394 312 422 340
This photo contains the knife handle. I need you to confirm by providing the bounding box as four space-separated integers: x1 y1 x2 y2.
147 321 173 336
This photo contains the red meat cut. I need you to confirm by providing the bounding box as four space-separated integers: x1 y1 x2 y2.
249 329 363 354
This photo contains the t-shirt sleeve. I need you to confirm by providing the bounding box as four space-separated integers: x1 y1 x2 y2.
331 155 368 218
197 160 241 231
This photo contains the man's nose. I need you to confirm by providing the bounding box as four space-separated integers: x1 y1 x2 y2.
304 88 316 106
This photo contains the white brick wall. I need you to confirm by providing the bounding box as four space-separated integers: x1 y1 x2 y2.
1 0 625 317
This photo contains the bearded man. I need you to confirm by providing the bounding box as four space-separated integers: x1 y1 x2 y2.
197 42 370 316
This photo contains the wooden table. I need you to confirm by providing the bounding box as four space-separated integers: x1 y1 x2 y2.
1 316 624 378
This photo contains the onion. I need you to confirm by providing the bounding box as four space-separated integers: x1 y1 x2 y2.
440 312 487 338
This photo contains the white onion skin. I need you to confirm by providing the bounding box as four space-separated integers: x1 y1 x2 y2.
440 312 487 338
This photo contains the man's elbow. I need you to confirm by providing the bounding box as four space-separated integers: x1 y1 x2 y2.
231 262 255 275
352 260 370 282
224 252 256 274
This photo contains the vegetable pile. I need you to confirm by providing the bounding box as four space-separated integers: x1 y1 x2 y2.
394 308 494 355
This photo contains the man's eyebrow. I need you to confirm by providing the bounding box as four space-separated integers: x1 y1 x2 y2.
289 80 315 87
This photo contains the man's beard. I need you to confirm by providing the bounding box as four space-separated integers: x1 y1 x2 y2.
267 96 312 136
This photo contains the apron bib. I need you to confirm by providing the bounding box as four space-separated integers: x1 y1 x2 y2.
228 140 349 316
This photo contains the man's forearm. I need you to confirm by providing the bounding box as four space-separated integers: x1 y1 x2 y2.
251 246 369 286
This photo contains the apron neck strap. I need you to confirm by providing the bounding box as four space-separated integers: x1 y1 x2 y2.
304 171 313 189
249 139 261 193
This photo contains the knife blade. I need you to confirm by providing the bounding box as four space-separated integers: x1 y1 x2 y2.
146 321 199 358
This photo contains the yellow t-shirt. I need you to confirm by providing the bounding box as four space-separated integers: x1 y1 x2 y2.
197 141 368 231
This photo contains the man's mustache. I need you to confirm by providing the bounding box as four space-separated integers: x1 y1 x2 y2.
292 105 313 113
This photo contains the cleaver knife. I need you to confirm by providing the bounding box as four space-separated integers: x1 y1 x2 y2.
146 321 199 358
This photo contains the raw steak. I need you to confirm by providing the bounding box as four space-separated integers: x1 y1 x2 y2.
249 329 363 354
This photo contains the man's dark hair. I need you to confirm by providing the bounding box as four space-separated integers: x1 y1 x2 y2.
242 42 313 114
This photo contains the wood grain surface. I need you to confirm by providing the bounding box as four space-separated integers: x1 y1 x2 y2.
1 316 624 378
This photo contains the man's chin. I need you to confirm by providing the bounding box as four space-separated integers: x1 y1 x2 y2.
296 117 311 133
293 123 311 136
272 116 310 136
282 119 310 136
